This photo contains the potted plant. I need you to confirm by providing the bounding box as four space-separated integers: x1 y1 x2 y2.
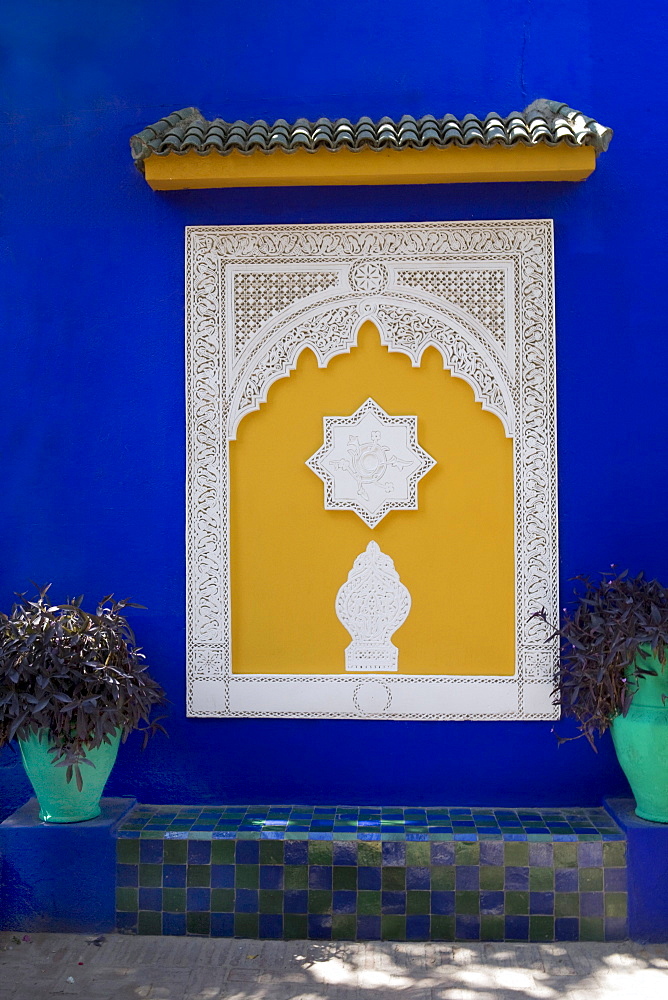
0 585 166 823
534 569 668 823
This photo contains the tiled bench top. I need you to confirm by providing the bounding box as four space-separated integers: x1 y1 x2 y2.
117 805 625 842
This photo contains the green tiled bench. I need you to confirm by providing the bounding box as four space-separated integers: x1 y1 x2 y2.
115 805 627 941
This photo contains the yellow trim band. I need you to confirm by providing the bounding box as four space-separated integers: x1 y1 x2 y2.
143 142 596 190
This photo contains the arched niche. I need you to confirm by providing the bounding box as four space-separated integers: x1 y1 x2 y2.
186 220 558 720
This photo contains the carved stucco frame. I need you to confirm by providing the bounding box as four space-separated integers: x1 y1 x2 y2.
186 220 559 720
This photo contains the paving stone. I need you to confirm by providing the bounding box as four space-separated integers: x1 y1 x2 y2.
309 957 360 985
488 966 539 990
225 940 265 965
482 942 521 967
84 982 146 1000
568 994 615 1000
535 942 577 975
425 943 455 967
635 945 668 968
393 941 430 970
450 944 479 964
254 938 291 969
225 967 263 982
184 986 227 1000
183 969 229 998
562 942 596 974
368 942 399 971
264 969 314 984
388 991 434 1000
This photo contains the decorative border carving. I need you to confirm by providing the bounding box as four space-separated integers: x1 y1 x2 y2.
186 221 559 720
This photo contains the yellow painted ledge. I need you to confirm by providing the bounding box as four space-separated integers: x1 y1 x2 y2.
144 142 597 190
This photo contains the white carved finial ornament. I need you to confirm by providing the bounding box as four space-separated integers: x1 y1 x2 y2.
336 541 411 672
306 398 436 528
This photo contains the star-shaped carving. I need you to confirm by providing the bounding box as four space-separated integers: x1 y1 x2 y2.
306 398 436 528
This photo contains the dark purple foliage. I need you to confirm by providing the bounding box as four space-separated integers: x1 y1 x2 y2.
533 570 668 750
0 584 167 788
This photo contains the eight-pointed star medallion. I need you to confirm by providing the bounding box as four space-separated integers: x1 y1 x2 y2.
306 398 436 528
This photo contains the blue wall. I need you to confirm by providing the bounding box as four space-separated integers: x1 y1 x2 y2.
2 0 666 816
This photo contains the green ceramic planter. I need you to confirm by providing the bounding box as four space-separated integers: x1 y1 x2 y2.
610 650 668 823
18 729 121 823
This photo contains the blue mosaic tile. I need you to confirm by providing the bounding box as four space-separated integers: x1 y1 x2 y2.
138 888 162 911
163 912 187 935
382 891 406 915
308 914 332 939
529 843 553 866
163 865 186 888
579 842 604 865
406 867 430 890
529 891 554 915
186 888 210 912
235 889 258 912
284 890 308 913
555 916 580 941
431 843 455 865
555 868 578 892
116 911 137 933
580 892 604 917
260 865 283 889
358 867 381 890
285 841 308 865
117 864 138 887
357 915 381 939
382 842 405 865
604 867 627 891
456 914 480 940
333 842 357 865
309 866 332 890
431 891 455 915
456 866 479 890
211 865 234 888
505 867 529 891
333 891 356 914
406 915 430 939
188 841 211 864
505 914 530 940
480 891 504 915
480 842 504 865
236 842 259 863
140 840 164 863
605 916 627 941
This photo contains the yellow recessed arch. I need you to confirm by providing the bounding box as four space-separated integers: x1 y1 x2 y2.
230 321 515 677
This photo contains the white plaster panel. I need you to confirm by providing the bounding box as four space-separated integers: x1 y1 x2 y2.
185 221 559 721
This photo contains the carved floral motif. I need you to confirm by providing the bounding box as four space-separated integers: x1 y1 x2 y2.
306 398 436 528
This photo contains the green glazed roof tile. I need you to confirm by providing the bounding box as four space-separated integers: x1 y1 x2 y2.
130 99 613 172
